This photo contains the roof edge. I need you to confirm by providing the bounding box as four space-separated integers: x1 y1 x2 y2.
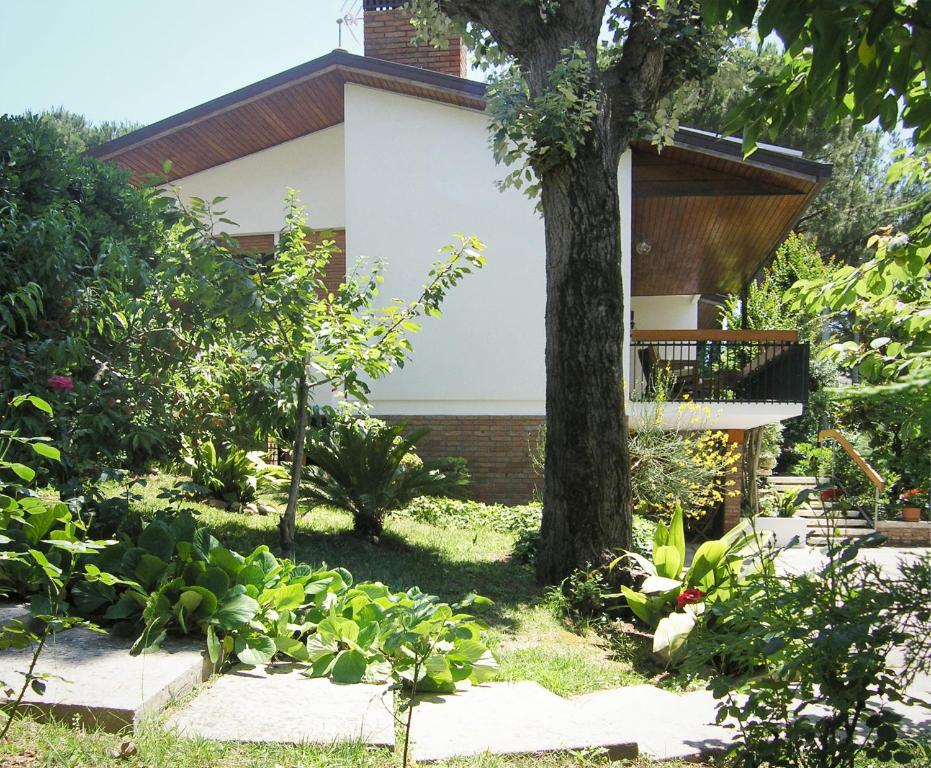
673 127 833 181
90 51 831 186
90 50 486 161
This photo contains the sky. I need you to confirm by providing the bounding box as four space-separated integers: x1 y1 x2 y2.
0 0 367 125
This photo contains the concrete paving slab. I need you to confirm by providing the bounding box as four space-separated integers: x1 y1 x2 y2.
0 604 210 731
574 685 735 761
407 681 637 762
167 665 395 747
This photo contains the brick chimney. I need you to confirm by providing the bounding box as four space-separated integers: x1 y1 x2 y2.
362 1 467 79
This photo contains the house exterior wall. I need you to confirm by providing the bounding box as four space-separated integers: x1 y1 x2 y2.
383 415 544 504
345 83 549 416
165 81 794 505
631 295 699 330
165 125 346 232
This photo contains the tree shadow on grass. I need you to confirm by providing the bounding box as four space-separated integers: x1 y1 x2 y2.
204 512 539 635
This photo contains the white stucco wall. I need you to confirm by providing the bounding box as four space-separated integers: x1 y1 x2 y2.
167 125 346 233
631 294 699 331
344 85 546 415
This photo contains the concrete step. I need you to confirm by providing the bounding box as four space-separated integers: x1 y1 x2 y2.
807 532 875 545
767 476 821 486
796 508 861 519
806 518 872 529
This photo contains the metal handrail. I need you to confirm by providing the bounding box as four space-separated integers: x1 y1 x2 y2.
818 429 885 528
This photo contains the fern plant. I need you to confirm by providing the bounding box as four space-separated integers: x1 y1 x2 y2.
300 421 468 537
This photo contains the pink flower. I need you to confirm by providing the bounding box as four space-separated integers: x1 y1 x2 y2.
47 375 74 392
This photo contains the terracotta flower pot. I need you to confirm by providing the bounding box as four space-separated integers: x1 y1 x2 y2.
902 506 921 523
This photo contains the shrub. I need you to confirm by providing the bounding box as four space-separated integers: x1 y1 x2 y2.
685 537 931 767
613 504 772 664
301 421 469 537
62 508 496 691
0 396 116 736
181 439 285 505
402 495 541 533
0 115 177 478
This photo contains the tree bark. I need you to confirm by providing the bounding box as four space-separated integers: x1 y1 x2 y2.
279 355 311 559
536 132 631 584
743 425 763 516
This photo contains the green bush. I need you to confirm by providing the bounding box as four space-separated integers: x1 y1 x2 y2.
181 440 285 505
0 115 175 478
301 421 469 537
686 538 931 767
613 504 772 665
401 495 541 533
61 509 495 690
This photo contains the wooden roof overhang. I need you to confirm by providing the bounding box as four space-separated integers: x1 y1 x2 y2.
631 132 831 296
90 50 486 182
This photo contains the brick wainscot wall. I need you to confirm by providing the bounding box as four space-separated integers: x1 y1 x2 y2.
383 415 544 505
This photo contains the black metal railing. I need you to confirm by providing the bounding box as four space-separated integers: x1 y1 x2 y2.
362 1 405 10
631 335 809 404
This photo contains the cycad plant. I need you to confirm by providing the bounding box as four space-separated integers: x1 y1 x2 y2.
301 421 468 537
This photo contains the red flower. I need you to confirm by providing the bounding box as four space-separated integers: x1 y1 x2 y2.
676 588 705 611
47 375 74 392
900 488 924 503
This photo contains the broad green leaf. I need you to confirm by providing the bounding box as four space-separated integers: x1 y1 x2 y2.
8 463 35 482
30 443 60 461
331 649 367 683
653 611 696 665
260 583 305 612
207 625 221 664
275 635 310 662
653 544 683 580
215 592 259 629
234 634 276 666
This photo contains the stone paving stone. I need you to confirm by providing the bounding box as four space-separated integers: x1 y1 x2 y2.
407 681 637 762
573 685 735 761
167 664 395 747
0 604 210 731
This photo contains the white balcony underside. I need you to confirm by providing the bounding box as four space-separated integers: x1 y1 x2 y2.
627 401 804 431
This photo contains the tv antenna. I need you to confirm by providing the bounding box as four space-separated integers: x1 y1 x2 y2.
337 0 363 48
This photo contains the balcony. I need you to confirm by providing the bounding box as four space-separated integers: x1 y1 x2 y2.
630 330 809 405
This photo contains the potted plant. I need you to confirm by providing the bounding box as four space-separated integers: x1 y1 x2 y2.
899 488 925 523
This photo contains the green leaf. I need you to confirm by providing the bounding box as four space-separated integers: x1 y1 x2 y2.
260 583 305 612
215 592 259 629
234 634 276 666
207 625 221 665
653 545 683 580
196 567 230 597
331 649 367 683
653 611 696 665
275 635 310 662
8 463 35 482
138 521 175 561
24 396 53 415
30 443 60 461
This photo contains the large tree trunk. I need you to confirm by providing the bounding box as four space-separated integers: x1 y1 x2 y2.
536 132 631 584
